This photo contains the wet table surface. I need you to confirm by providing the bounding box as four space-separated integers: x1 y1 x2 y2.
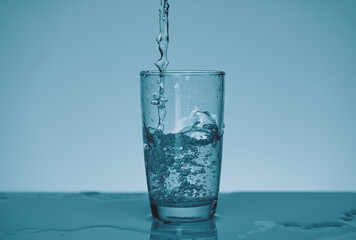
0 192 356 239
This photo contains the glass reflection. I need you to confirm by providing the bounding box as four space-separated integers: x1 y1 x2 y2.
149 218 218 240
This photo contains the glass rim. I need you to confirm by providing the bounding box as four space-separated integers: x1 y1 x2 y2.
140 70 225 76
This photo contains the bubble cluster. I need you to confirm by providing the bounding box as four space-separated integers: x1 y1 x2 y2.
143 111 223 207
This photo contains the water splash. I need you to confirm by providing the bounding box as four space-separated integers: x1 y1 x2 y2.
144 109 223 206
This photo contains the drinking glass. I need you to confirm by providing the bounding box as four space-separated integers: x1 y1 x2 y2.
150 218 218 239
140 70 225 222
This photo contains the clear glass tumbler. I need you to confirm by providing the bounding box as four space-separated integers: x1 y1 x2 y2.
140 70 225 222
150 218 218 239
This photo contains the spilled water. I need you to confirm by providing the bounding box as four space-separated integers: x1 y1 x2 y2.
0 192 356 239
0 192 8 202
281 221 346 231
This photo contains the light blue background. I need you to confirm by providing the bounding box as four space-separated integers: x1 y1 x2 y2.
0 0 355 192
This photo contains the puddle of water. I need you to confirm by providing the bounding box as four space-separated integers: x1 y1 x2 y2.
0 192 355 239
339 209 356 228
281 221 346 231
0 193 8 202
80 192 148 202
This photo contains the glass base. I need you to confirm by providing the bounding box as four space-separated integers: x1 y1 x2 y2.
150 201 217 223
